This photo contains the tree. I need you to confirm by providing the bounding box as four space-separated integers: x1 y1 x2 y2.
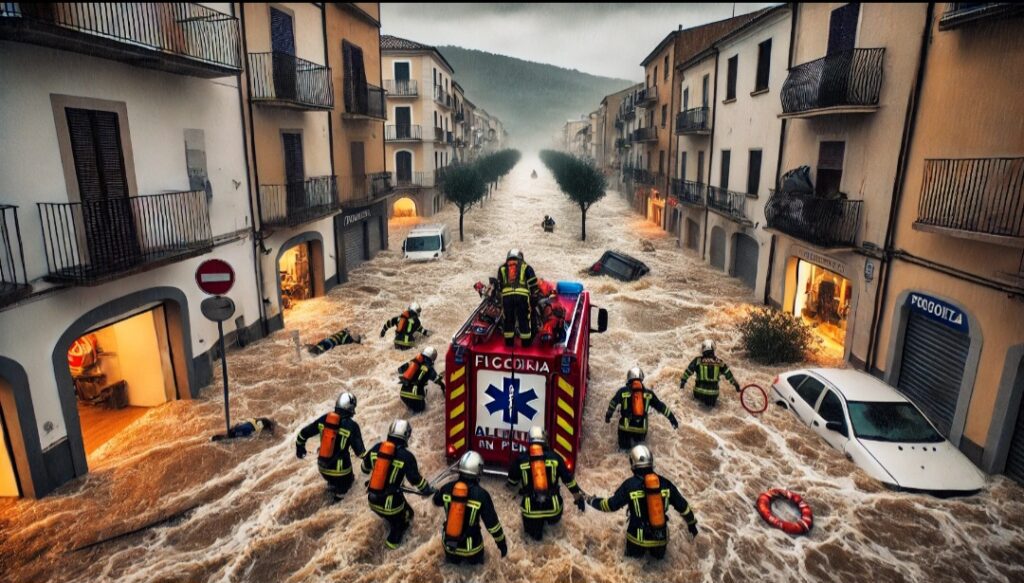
540 149 606 241
442 164 486 241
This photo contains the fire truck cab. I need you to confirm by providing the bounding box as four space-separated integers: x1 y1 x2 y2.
444 281 608 475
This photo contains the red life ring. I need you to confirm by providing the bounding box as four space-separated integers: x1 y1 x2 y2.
756 488 813 536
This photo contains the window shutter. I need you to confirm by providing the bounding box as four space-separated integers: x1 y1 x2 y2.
727 56 738 100
756 39 772 91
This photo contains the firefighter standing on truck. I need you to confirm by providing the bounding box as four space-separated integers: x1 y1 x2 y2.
606 367 680 450
381 303 431 350
295 392 364 501
361 419 435 549
433 451 508 564
587 445 699 560
679 339 741 407
497 249 539 348
397 346 445 413
506 426 586 541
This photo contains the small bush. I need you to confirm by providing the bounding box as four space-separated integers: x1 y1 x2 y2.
738 308 815 365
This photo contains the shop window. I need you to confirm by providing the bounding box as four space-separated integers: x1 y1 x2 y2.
793 260 851 351
279 243 313 310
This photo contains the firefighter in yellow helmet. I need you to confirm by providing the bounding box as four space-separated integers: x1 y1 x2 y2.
506 426 586 541
433 450 508 564
497 249 539 348
679 339 740 407
361 419 435 548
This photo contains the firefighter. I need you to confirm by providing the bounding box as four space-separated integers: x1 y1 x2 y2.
397 346 445 413
506 426 586 541
606 367 679 450
307 328 362 355
497 249 539 348
381 303 431 350
361 419 435 549
433 451 508 564
295 392 365 501
679 339 741 407
587 445 699 560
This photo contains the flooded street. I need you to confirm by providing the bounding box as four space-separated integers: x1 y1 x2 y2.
2 158 1023 583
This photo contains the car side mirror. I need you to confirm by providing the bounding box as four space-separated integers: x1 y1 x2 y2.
591 307 608 333
825 421 847 435
402 241 406 252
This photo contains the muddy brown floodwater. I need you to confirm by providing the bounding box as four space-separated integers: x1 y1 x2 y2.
2 157 1023 583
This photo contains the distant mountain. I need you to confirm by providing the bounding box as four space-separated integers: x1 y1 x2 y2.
437 46 634 151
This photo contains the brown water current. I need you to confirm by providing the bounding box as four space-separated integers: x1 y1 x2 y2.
2 158 1023 582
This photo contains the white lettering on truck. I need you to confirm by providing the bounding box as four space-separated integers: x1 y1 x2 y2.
474 354 550 374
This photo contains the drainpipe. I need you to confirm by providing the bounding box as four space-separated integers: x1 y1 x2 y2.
669 33 681 242
320 4 343 275
866 2 935 372
701 49 720 261
235 3 267 336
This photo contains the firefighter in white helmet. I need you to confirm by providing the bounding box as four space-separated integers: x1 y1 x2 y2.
295 392 364 501
679 339 740 407
433 450 507 564
381 302 431 350
506 426 586 541
396 346 445 413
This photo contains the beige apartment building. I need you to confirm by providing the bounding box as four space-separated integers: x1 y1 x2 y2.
598 84 638 173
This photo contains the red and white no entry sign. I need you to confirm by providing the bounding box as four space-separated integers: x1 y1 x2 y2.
195 259 235 295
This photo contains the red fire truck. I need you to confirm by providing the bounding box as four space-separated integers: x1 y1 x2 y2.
444 281 608 475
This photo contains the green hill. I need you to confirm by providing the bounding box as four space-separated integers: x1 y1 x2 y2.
437 46 634 151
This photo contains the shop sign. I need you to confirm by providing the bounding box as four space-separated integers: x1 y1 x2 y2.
795 247 847 276
907 292 968 334
343 209 371 226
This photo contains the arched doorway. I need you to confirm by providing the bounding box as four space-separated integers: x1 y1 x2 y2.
393 196 417 217
276 234 325 317
395 151 413 185
733 233 759 289
709 226 726 270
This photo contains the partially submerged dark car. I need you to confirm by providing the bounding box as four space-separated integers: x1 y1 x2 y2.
589 250 650 281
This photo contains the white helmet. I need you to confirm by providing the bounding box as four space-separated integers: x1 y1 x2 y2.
629 445 654 472
507 248 523 261
335 392 357 414
408 302 421 315
457 450 484 478
422 346 438 361
626 367 644 384
701 339 715 354
528 426 547 445
388 419 412 442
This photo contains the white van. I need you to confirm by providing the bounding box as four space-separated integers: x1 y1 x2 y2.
402 224 451 261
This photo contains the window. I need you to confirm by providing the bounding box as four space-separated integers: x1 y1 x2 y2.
701 75 709 106
755 38 772 92
683 87 689 111
663 56 669 80
786 374 808 389
658 150 664 175
747 150 763 195
680 152 687 182
720 150 731 190
433 111 438 128
653 67 658 86
817 390 848 436
433 68 437 86
795 376 826 407
184 129 209 197
342 41 367 113
847 402 944 443
661 104 667 128
697 151 705 183
726 55 738 100
434 151 438 169
816 141 846 196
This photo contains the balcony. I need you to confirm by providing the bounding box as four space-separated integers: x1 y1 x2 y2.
343 83 386 120
433 86 453 109
939 3 1024 30
615 137 629 149
431 126 445 143
0 3 241 78
0 204 30 306
914 157 1024 247
383 79 418 97
676 106 711 135
630 168 657 185
620 101 636 120
446 131 454 145
341 172 393 208
259 175 340 228
385 125 422 141
394 171 434 189
765 191 862 248
455 110 465 122
632 126 658 143
248 52 333 110
707 186 752 225
670 179 706 207
780 48 885 119
638 85 658 105
37 191 212 285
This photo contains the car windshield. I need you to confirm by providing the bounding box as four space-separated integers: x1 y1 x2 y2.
847 401 944 443
601 255 633 279
405 235 440 252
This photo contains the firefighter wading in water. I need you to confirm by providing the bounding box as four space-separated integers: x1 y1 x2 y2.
679 339 740 407
381 302 431 350
498 248 539 348
506 426 586 541
397 346 445 413
361 419 435 549
295 392 365 501
433 451 508 564
606 367 680 450
588 445 699 560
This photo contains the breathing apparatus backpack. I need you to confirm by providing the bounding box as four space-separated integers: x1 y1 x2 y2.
397 311 411 334
643 473 668 541
444 481 471 550
629 381 647 422
528 444 551 505
318 412 341 462
401 354 425 385
367 440 396 505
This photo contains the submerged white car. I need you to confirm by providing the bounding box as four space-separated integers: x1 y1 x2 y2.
771 368 985 496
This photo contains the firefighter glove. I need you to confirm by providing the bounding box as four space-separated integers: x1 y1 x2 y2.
688 523 699 538
295 444 306 459
604 413 612 424
671 419 680 430
734 382 742 392
423 329 431 337
423 485 437 496
437 380 446 392
574 493 587 512
497 539 508 557
380 327 387 338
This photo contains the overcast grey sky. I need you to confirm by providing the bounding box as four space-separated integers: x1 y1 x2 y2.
380 3 775 81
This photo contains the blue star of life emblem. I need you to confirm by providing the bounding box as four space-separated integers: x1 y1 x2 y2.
484 376 539 424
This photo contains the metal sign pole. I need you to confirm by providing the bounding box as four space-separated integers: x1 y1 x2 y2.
218 318 231 434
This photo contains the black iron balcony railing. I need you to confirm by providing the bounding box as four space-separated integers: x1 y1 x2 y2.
248 52 333 110
0 204 30 306
433 85 452 108
916 157 1024 241
676 106 711 134
615 137 629 149
340 172 393 208
394 172 433 188
259 175 340 228
383 79 418 96
455 110 465 122
344 83 386 119
707 186 750 223
939 3 1024 30
631 168 657 185
632 126 658 143
0 3 241 77
38 191 211 284
433 126 445 142
765 191 862 247
780 48 885 116
367 172 393 198
385 125 423 141
670 179 706 206
639 85 659 104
